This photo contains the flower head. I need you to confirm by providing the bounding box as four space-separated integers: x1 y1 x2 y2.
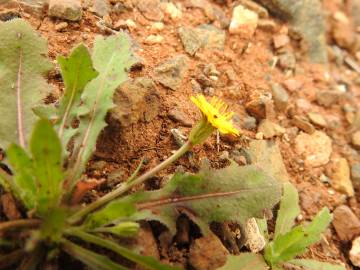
191 95 240 136
189 95 239 145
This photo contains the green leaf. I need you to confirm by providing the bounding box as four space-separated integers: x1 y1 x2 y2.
67 33 136 189
89 163 282 235
68 229 180 270
274 182 300 238
0 19 52 149
218 253 269 270
93 222 140 237
56 44 98 148
6 143 36 209
61 239 127 270
288 259 346 270
265 208 332 267
30 119 63 215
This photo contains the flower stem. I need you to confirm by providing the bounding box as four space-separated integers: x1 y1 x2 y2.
68 141 192 225
0 219 41 232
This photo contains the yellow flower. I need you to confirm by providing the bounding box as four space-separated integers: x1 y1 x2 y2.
191 95 240 136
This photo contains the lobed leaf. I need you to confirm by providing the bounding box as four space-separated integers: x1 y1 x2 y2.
218 253 269 270
56 44 98 149
288 259 346 270
274 182 300 238
265 208 332 267
67 33 137 189
87 163 282 235
0 19 52 149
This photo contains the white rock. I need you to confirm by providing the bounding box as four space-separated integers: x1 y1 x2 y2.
294 131 332 167
144 35 164 44
350 236 360 267
161 2 182 20
151 22 164 32
245 218 266 253
229 5 258 38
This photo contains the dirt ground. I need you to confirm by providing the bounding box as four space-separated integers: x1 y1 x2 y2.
1 0 360 269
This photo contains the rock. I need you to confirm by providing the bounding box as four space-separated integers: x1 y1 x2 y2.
144 35 164 44
352 0 360 27
316 90 340 107
332 205 360 241
48 0 82 21
153 55 189 91
245 218 266 253
168 108 193 127
282 78 303 92
1 0 47 17
229 5 258 38
278 52 296 70
271 83 289 111
151 22 164 32
238 0 269 18
257 0 327 63
137 0 163 21
189 233 228 270
294 131 332 167
291 116 315 134
160 2 182 20
332 17 355 50
178 25 225 56
307 112 327 127
351 131 360 150
243 116 257 130
331 158 355 197
258 119 285 139
55 21 68 31
111 77 160 126
89 0 110 17
247 139 290 182
273 34 290 49
351 163 360 184
245 99 267 120
257 19 276 32
350 236 360 267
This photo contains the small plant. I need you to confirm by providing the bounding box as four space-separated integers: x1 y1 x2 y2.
219 182 346 270
0 19 282 269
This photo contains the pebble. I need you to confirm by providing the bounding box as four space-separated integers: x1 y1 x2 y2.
278 52 296 70
350 236 360 267
316 90 340 107
271 83 289 111
137 0 163 21
258 119 285 139
257 19 276 32
245 98 267 120
55 21 68 31
242 116 257 130
89 0 110 17
151 22 164 32
282 78 303 92
294 131 332 167
331 158 355 197
48 0 82 21
332 205 360 241
238 0 268 18
144 34 164 44
351 163 360 184
307 112 327 128
153 55 189 91
229 5 258 38
255 132 264 140
168 108 193 127
245 218 266 253
161 2 182 20
219 151 229 160
351 131 360 149
273 34 290 49
291 116 315 134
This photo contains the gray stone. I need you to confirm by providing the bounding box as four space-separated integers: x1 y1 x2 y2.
48 0 82 21
257 0 327 63
89 0 110 17
351 163 360 183
271 83 288 111
247 139 290 182
178 25 225 55
243 116 257 130
153 55 189 90
111 77 160 126
168 108 193 127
